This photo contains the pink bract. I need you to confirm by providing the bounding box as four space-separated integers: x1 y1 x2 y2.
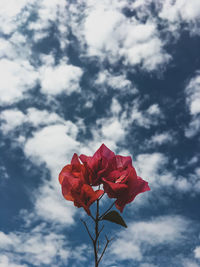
59 144 150 214
80 144 116 186
59 153 104 215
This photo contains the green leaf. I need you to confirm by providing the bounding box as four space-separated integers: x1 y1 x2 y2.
101 210 127 228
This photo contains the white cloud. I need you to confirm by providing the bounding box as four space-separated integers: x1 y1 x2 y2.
76 2 171 71
135 152 168 184
188 156 199 165
131 0 200 37
0 108 65 133
24 124 79 173
140 264 157 267
182 259 199 267
0 228 70 266
0 59 38 105
0 38 16 59
175 177 192 192
83 100 164 159
0 107 84 225
0 0 31 35
95 70 138 94
87 98 130 151
194 246 200 259
33 184 76 225
0 255 27 267
0 109 26 134
26 108 64 127
131 103 163 128
135 152 200 194
0 166 9 180
146 104 161 115
0 232 12 246
149 132 174 145
159 0 200 35
39 62 83 96
185 117 200 138
110 98 122 115
186 73 200 115
185 72 200 137
111 240 142 261
28 0 69 47
23 123 80 224
100 118 126 143
109 215 190 262
0 34 28 61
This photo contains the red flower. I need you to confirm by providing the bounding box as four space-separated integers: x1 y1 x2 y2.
59 144 150 214
59 153 104 215
102 163 150 212
72 184 104 215
80 144 116 186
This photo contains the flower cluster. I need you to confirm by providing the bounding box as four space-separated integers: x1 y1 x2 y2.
59 144 150 215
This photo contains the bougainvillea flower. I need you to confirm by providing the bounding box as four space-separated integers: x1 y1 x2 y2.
102 166 150 212
59 144 150 214
115 155 132 169
79 144 116 186
59 153 86 185
73 184 104 215
59 153 104 215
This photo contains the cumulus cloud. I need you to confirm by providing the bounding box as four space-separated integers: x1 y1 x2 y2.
148 132 174 145
0 0 32 35
130 103 163 128
135 152 170 185
109 215 191 263
95 70 134 92
0 166 9 180
0 108 65 133
186 73 200 115
32 183 77 225
135 151 200 197
159 0 200 35
181 259 199 267
28 0 69 47
127 0 200 37
0 59 38 105
81 99 165 160
0 255 27 267
194 246 200 259
185 72 200 137
71 1 171 71
0 109 26 134
185 118 200 138
24 124 79 172
23 123 81 224
0 38 17 59
39 61 83 96
0 106 82 224
26 108 64 127
0 228 70 266
0 1 83 107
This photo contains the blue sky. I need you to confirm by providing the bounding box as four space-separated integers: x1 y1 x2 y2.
0 0 200 266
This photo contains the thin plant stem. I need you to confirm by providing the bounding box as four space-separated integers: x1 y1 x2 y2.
82 196 114 267
81 219 94 242
98 235 113 264
94 197 99 267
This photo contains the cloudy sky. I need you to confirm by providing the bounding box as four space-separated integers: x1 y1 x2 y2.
0 0 200 266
